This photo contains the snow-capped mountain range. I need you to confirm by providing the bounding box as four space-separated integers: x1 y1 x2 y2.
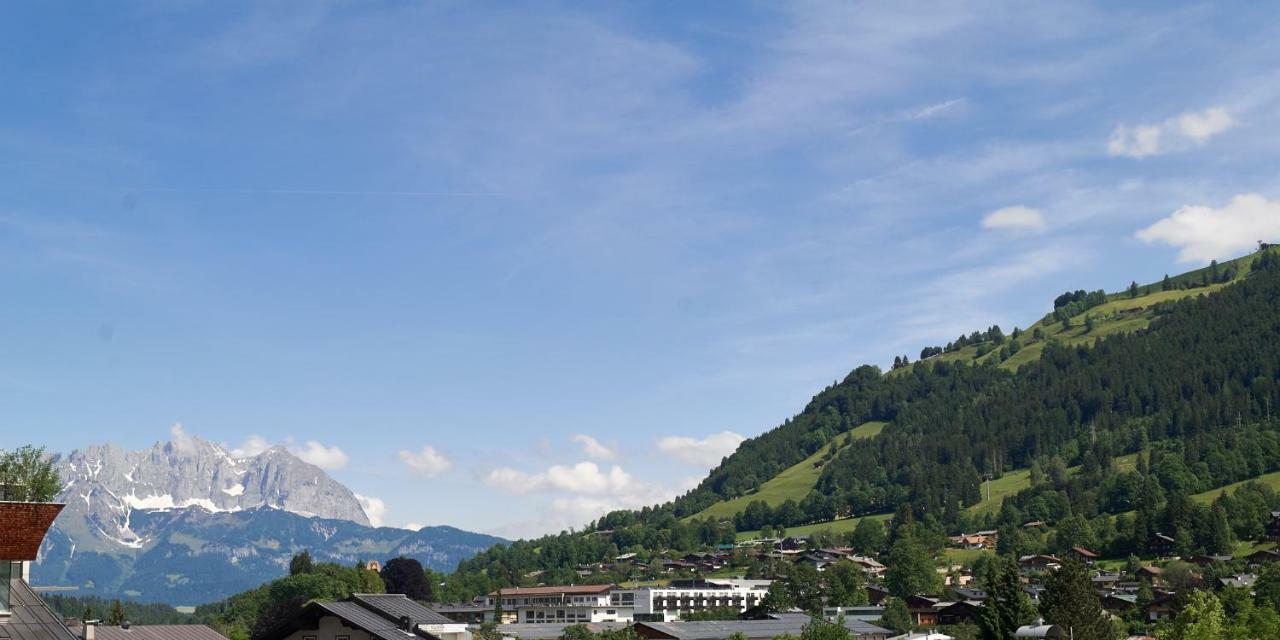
57 434 370 549
33 435 504 604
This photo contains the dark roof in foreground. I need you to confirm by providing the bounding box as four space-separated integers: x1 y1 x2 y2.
635 616 891 640
490 622 631 639
351 593 457 625
317 601 422 640
89 625 229 640
3 577 79 640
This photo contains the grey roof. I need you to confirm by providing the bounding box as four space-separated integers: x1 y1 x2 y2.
90 625 229 640
352 593 458 625
3 577 79 640
315 601 421 640
487 622 631 640
637 616 890 640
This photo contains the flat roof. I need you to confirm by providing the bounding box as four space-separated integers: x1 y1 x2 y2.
496 585 614 597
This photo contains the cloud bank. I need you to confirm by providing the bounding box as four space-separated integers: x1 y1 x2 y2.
1136 193 1280 263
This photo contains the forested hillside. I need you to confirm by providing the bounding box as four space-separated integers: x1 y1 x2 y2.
431 247 1280 598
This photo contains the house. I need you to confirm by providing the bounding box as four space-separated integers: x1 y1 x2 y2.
947 534 996 550
429 602 493 624
1022 521 1046 530
78 624 228 640
1017 555 1062 574
822 605 886 623
0 500 78 640
1246 548 1280 567
1218 574 1258 589
866 584 890 605
901 595 940 626
1145 591 1179 622
936 600 982 625
258 593 470 640
1267 511 1280 542
1185 554 1233 567
779 536 811 551
1136 566 1163 585
1068 547 1099 564
848 556 887 578
1100 593 1137 615
1148 533 1175 557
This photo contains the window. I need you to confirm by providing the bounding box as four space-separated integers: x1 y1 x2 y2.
0 562 11 616
606 610 616 615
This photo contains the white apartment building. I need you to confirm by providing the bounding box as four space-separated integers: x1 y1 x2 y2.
485 585 634 624
622 578 772 622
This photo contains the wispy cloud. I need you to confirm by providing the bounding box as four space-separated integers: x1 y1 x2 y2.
1108 107 1235 158
1136 193 1280 263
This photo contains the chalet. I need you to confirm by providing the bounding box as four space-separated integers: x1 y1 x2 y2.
1145 591 1179 622
429 602 493 624
948 534 995 550
1268 512 1280 542
901 595 940 626
866 584 890 605
1017 555 1062 574
1218 574 1258 589
949 587 987 602
1100 593 1137 615
936 600 982 625
1067 546 1099 564
848 556 887 578
1185 554 1233 567
779 536 810 551
258 593 470 640
1136 566 1163 585
1246 548 1280 566
1148 533 1175 557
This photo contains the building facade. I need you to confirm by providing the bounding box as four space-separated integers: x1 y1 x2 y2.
485 585 629 625
624 579 772 622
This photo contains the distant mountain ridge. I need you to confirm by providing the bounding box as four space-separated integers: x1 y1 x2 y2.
34 435 506 604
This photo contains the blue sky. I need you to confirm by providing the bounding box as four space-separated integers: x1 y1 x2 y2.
4 1 1280 538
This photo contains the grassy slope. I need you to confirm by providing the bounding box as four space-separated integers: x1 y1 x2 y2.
1190 469 1280 504
690 421 888 522
695 249 1276 532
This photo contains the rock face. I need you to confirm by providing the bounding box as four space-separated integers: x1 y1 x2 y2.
34 435 506 604
57 436 370 549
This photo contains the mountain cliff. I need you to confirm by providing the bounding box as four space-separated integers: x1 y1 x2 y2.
35 435 505 604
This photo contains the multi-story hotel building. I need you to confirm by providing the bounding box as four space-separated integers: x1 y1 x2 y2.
485 584 631 624
624 579 772 622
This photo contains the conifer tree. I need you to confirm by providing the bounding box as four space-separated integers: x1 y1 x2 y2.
976 555 1036 640
1039 558 1113 639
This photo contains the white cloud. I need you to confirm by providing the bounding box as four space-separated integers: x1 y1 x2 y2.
981 205 1046 233
402 522 423 531
169 423 197 454
1136 193 1280 263
354 493 386 527
655 431 745 467
571 434 616 460
290 440 350 470
230 435 271 458
398 445 453 477
1108 107 1235 158
483 461 636 495
1178 107 1235 143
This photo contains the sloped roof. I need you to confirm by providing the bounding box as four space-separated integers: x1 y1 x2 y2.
352 593 456 625
3 577 79 640
316 601 421 640
90 625 228 640
494 584 613 597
